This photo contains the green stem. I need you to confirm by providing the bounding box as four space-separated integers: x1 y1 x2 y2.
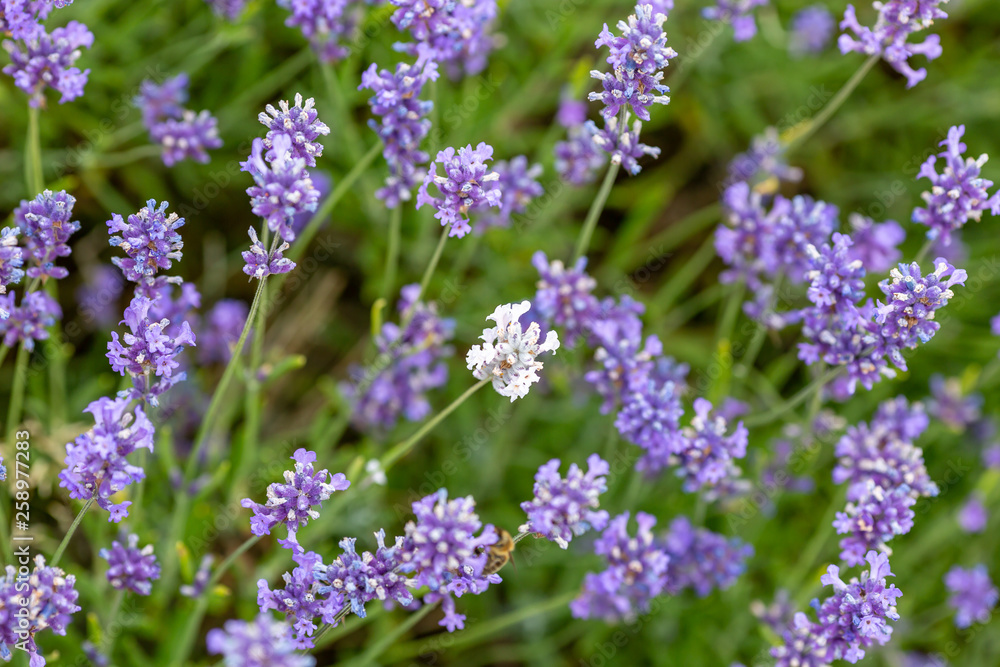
381 379 489 472
0 345 9 368
914 238 934 265
414 224 450 305
26 103 44 194
235 279 267 501
788 489 844 603
573 161 620 262
102 589 127 657
733 275 784 381
51 496 95 567
381 205 403 301
783 54 879 152
169 534 262 667
707 281 745 403
743 367 842 428
5 343 30 455
347 602 439 667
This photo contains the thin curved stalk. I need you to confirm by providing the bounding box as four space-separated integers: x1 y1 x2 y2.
573 161 620 262
51 497 95 567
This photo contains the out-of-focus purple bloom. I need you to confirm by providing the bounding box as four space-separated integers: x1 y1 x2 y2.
205 0 247 21
531 250 599 347
321 530 413 622
0 290 60 350
0 0 66 41
556 95 588 128
258 550 339 649
107 200 185 285
726 127 802 187
957 494 988 534
243 135 319 243
520 454 610 549
661 516 753 597
847 214 905 272
241 448 350 551
944 565 998 628
2 20 93 106
833 396 936 501
0 227 24 318
617 373 684 476
150 110 222 166
554 123 608 186
913 125 1000 245
100 533 161 595
589 113 661 176
790 5 835 56
0 456 5 482
198 299 248 364
180 555 214 598
342 284 454 432
77 265 126 329
669 398 748 492
360 58 439 208
0 555 80 667
703 0 768 42
927 374 982 430
751 589 795 635
242 227 296 280
983 444 1000 469
58 396 155 522
590 4 676 122
288 170 331 237
839 1 948 88
107 294 196 404
875 258 967 369
206 614 315 667
570 512 669 621
475 156 544 230
390 0 498 78
258 93 330 167
467 300 560 401
833 480 915 566
417 143 501 238
902 653 948 667
584 296 663 412
14 189 80 280
135 73 189 127
276 0 359 64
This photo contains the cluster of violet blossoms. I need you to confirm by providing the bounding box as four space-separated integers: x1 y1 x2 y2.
100 532 162 595
342 284 454 432
276 0 365 64
418 142 502 238
389 0 498 78
703 0 768 42
2 18 92 106
0 555 80 667
135 72 223 166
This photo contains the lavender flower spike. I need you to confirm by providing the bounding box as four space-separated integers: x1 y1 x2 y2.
944 565 998 628
107 200 185 285
243 134 319 243
2 20 94 106
206 614 315 667
466 301 560 401
258 93 330 167
100 533 162 595
703 1 768 42
241 448 350 551
520 454 610 548
242 226 296 280
14 189 81 280
0 555 81 667
417 143 502 238
0 226 25 318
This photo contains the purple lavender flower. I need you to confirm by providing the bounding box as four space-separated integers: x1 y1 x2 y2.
805 233 867 320
584 296 660 412
570 511 669 621
0 226 24 318
198 299 248 364
242 227 296 280
833 396 937 501
417 142 502 238
206 613 315 667
58 396 155 522
670 398 748 492
875 257 967 370
475 156 544 230
135 73 189 127
180 555 214 598
554 123 608 186
834 480 915 566
751 589 796 635
0 455 5 482
13 189 80 280
661 516 753 597
726 127 803 187
847 214 905 272
241 448 350 551
2 20 93 106
258 93 330 167
390 0 498 78
520 454 610 548
100 533 161 595
0 555 80 667
944 565 998 628
321 530 413 621
983 444 1000 469
588 113 661 175
590 4 677 122
703 0 768 42
0 0 63 41
77 264 126 329
150 110 223 166
617 374 684 476
840 1 948 88
0 290 60 350
927 374 982 430
258 550 339 649
107 294 197 404
205 0 247 21
957 494 988 534
556 95 588 128
276 0 359 64
342 285 454 432
243 135 320 243
531 250 599 347
789 5 835 56
360 58 439 209
107 199 185 285
913 125 1000 245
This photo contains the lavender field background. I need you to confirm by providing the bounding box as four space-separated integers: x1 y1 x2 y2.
1 0 999 665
